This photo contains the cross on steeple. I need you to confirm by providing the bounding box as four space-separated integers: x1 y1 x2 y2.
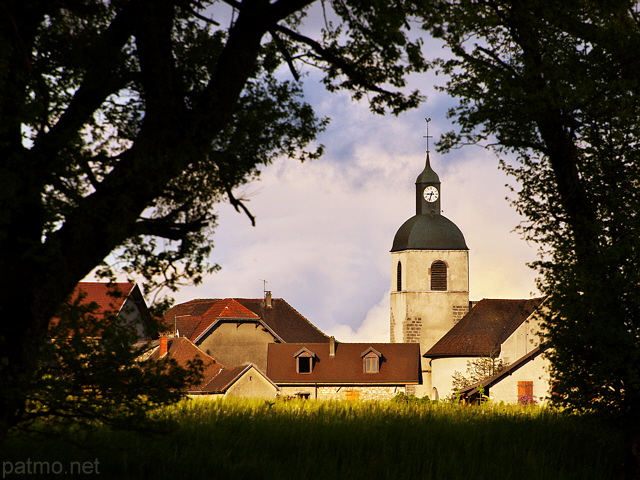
423 117 432 154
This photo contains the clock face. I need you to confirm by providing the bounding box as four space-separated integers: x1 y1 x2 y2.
423 186 439 203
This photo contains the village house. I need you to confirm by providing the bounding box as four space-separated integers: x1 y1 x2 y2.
425 298 550 403
267 337 420 400
50 282 153 342
152 151 552 403
146 335 278 398
162 295 329 372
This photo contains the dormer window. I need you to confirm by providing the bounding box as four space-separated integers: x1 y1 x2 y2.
361 347 382 374
294 347 316 374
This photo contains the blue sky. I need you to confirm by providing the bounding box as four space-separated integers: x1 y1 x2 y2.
171 62 540 341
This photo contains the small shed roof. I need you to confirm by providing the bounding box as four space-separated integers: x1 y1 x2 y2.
458 346 547 400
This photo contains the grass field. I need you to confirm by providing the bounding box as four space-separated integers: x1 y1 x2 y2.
3 398 624 479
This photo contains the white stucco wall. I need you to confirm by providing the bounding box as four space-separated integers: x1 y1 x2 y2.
224 367 279 399
499 314 544 365
488 353 551 404
197 322 277 372
429 357 471 399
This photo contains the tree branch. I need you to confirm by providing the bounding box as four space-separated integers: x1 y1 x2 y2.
274 24 393 96
134 217 210 240
225 186 256 226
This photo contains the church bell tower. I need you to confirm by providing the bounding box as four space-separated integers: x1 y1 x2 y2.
390 150 469 396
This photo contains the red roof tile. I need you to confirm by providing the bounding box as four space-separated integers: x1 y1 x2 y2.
163 299 261 342
163 297 329 344
49 282 145 332
149 337 274 394
267 342 421 384
148 336 224 391
71 282 135 316
425 298 545 358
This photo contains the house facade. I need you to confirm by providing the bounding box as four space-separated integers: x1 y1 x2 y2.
163 296 329 372
147 335 279 399
425 298 550 402
266 338 420 400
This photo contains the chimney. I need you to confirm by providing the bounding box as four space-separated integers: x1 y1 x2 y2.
329 336 336 357
159 335 168 357
265 290 272 308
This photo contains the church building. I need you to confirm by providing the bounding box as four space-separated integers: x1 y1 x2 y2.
390 152 550 403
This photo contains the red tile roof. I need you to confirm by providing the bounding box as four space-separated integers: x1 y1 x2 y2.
234 298 329 343
163 297 329 344
163 298 262 342
425 298 545 358
148 336 225 391
148 337 275 394
267 342 421 384
49 282 145 331
71 282 136 316
200 365 249 393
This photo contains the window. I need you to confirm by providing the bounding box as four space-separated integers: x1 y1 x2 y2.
294 347 315 374
361 347 382 374
430 260 447 291
297 356 312 374
396 261 402 291
364 355 379 374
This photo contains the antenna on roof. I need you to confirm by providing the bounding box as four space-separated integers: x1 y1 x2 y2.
174 314 190 337
260 279 273 308
423 117 432 154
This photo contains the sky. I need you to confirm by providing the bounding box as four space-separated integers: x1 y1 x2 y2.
171 61 541 342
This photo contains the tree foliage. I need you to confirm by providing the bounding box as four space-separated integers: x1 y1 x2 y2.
417 0 640 475
0 0 427 435
451 357 508 392
27 294 203 430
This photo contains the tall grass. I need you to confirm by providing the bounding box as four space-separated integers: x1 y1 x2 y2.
4 398 623 479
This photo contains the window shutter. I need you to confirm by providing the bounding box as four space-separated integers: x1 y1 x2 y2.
431 261 447 291
518 381 534 397
345 390 360 401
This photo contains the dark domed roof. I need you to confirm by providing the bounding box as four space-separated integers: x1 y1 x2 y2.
391 214 468 251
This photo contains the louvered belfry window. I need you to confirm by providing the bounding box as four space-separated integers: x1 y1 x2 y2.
431 260 447 291
397 261 402 291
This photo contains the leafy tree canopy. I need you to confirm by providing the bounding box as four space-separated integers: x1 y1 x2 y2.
0 0 428 435
417 0 640 474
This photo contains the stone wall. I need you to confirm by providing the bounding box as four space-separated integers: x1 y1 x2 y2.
452 305 468 324
403 317 422 343
390 311 396 343
278 385 407 401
